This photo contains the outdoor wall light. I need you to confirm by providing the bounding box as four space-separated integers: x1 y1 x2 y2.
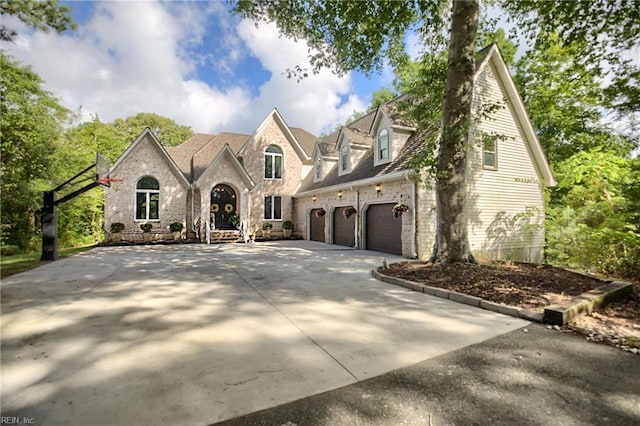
375 184 382 196
337 191 343 198
312 195 317 202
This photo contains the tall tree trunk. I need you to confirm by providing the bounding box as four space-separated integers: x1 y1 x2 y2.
430 0 479 263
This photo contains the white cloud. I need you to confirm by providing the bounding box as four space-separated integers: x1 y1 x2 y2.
2 1 366 137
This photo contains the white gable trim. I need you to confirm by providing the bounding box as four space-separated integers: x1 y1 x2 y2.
110 127 190 188
195 144 255 189
237 108 310 162
478 44 556 186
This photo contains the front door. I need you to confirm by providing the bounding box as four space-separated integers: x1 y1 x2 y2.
211 184 237 230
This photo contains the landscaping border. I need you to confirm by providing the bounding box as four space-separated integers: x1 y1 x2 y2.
371 268 633 325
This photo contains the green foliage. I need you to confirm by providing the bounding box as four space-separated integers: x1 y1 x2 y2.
110 222 125 233
502 0 640 117
370 88 396 110
477 28 517 66
111 112 193 147
262 222 273 230
0 0 75 42
169 222 184 232
234 0 447 78
514 33 636 164
546 149 639 277
140 223 153 233
282 220 294 230
0 52 70 248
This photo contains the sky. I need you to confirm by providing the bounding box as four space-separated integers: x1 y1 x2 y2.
2 0 407 136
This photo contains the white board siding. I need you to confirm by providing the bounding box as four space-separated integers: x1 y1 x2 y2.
467 62 545 262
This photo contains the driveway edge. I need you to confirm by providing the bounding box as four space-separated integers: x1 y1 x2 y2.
371 269 633 324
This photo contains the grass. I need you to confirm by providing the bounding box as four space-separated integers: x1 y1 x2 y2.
0 246 95 279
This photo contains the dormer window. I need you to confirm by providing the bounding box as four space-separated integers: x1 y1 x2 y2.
264 145 283 179
315 156 322 181
375 128 391 165
339 141 350 175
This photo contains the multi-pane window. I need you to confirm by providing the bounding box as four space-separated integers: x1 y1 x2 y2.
378 128 389 161
264 145 283 179
340 143 349 173
483 138 497 169
264 196 282 220
136 176 160 220
315 157 322 180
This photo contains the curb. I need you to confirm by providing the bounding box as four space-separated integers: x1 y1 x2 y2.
371 268 631 325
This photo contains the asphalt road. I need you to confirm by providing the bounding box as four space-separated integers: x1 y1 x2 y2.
217 323 640 426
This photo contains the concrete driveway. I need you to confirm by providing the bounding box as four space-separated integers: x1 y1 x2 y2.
1 241 527 425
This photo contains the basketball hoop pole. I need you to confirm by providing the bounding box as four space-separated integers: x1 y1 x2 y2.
41 154 109 261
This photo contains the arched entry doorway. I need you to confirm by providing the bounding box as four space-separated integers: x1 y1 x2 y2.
211 184 237 230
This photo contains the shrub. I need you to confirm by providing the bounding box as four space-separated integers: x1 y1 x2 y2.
110 222 125 233
262 222 273 230
140 223 153 232
282 220 294 230
169 222 184 232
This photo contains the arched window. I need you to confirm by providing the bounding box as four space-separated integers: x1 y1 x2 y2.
378 128 389 161
339 142 350 174
315 156 322 180
264 145 283 179
135 176 160 220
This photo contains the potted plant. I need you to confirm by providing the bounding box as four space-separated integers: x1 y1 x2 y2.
262 221 273 239
343 206 357 219
169 221 184 240
140 222 153 242
315 208 326 218
392 203 410 218
282 220 294 238
228 213 241 229
110 222 125 244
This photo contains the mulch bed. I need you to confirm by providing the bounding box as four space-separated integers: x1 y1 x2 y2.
379 261 640 353
380 261 604 311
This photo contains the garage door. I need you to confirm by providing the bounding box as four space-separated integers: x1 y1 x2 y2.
310 209 325 242
366 203 402 255
333 206 356 247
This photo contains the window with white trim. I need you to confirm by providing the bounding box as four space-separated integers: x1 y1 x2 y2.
135 176 160 220
315 156 322 181
339 141 350 174
377 128 390 162
264 145 283 179
483 138 497 169
264 195 282 220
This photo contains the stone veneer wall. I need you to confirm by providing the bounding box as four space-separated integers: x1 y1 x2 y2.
293 179 428 258
241 118 305 237
195 151 250 239
105 134 188 240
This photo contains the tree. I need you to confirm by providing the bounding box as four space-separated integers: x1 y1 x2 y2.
514 33 636 165
110 112 193 147
0 0 75 42
546 149 639 277
502 0 640 119
0 52 70 248
370 87 396 110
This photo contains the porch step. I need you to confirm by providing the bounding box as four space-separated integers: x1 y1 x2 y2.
210 230 241 244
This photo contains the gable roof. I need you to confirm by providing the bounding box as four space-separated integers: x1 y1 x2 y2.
110 127 190 188
166 133 216 180
194 144 255 189
237 108 312 162
478 43 556 186
298 43 556 194
191 132 249 182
